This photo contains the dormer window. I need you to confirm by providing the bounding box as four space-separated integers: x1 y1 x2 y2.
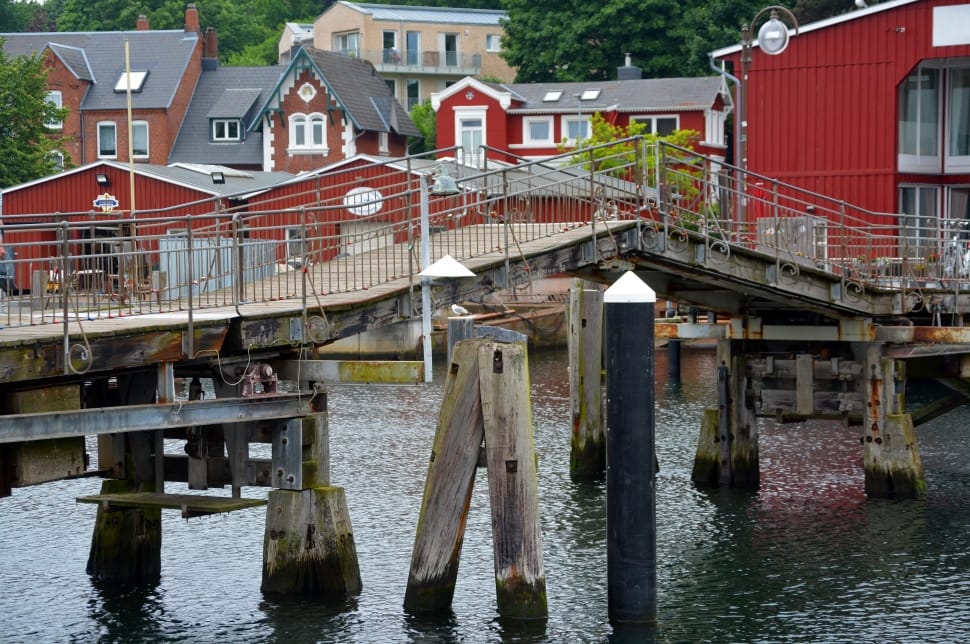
114 70 149 93
211 118 242 142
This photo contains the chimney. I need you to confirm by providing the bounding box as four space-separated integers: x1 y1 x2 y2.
136 15 150 31
184 3 200 33
203 26 219 61
617 52 642 81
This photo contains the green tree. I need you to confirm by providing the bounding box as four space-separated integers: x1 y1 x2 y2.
0 39 70 187
500 0 684 82
408 99 436 154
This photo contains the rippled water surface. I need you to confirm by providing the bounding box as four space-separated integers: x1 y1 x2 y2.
2 347 969 643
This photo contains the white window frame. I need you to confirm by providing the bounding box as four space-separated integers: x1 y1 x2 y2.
455 106 487 168
211 118 242 142
898 65 942 173
334 32 360 57
289 113 328 154
486 34 501 52
631 114 680 136
132 120 149 158
946 66 970 172
562 116 591 146
45 91 63 130
523 117 553 145
378 131 389 155
97 121 117 159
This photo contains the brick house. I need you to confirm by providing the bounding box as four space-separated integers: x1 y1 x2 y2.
311 1 515 110
1 5 212 168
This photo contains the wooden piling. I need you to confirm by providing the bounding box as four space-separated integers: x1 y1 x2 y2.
86 479 162 583
479 340 547 619
447 315 475 365
568 281 605 479
261 486 361 595
857 345 925 498
690 408 721 485
404 340 484 612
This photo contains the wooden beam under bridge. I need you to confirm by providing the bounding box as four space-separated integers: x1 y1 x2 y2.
0 394 309 444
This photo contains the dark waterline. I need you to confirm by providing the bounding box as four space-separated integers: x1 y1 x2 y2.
1 346 969 642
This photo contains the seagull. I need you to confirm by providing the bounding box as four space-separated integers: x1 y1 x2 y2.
855 0 867 7
451 303 470 316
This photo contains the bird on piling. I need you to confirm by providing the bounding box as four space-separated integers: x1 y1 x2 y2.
451 303 470 316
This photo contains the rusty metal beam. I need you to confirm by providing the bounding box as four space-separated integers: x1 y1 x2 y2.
0 394 308 444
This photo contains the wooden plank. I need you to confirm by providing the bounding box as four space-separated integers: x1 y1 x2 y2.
276 359 424 384
76 491 266 517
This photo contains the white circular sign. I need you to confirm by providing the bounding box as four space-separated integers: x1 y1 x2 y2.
344 187 384 216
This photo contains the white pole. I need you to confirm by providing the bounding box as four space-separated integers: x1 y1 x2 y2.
419 178 433 383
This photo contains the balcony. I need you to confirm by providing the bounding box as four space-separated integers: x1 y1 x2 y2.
361 48 482 76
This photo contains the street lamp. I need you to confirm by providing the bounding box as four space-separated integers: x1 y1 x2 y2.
738 6 799 175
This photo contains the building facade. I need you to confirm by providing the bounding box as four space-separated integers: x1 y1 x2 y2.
711 0 970 241
431 72 729 166
313 1 515 111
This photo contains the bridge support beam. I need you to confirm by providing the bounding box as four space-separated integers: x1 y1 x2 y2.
568 280 605 479
692 340 759 488
856 344 925 498
260 385 362 596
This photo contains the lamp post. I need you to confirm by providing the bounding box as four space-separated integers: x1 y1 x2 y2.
738 6 799 176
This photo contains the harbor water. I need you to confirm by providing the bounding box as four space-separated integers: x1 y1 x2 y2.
2 346 970 642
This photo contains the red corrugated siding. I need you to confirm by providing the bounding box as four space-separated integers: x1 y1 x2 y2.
724 0 970 219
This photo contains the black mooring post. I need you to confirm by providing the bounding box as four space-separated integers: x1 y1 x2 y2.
604 271 657 624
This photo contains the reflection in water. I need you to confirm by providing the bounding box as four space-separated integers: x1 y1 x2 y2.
0 346 969 642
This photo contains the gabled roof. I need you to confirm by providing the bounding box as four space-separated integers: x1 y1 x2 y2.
1 161 293 199
710 0 918 58
255 47 420 138
169 66 283 166
332 1 506 25
47 43 94 82
1 30 200 110
431 75 724 114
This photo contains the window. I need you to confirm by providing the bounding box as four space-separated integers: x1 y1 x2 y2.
45 91 63 130
563 116 591 145
211 118 241 142
443 33 458 67
383 31 399 63
406 31 420 65
632 115 679 136
456 109 486 167
486 34 501 52
290 113 327 152
97 122 117 158
899 67 940 172
949 67 970 170
379 131 389 155
524 117 553 145
542 90 562 102
385 79 396 97
899 185 939 259
114 70 148 92
580 88 601 101
49 150 64 170
407 79 420 111
132 121 149 158
334 32 359 57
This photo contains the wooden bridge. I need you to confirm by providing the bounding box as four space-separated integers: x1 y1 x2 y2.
1 138 968 594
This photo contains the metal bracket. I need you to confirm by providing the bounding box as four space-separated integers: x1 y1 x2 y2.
241 363 278 397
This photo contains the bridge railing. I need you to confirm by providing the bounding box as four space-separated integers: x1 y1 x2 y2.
0 141 647 331
654 142 960 296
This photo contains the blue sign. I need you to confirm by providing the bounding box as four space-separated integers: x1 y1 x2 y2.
93 193 119 211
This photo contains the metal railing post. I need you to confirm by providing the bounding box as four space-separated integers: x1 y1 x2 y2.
186 216 194 359
59 222 70 375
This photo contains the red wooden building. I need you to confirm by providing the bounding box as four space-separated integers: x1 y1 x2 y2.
711 0 970 246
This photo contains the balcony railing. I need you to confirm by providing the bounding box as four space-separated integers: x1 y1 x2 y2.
360 48 482 76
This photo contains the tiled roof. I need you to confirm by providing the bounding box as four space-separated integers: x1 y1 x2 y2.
502 77 725 113
47 43 94 82
303 48 421 137
336 1 505 25
1 30 200 110
169 66 283 166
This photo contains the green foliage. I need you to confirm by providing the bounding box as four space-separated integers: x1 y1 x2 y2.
0 39 70 187
408 99 436 154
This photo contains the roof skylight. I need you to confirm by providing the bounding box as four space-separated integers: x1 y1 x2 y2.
580 88 601 101
543 90 563 102
114 71 149 93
